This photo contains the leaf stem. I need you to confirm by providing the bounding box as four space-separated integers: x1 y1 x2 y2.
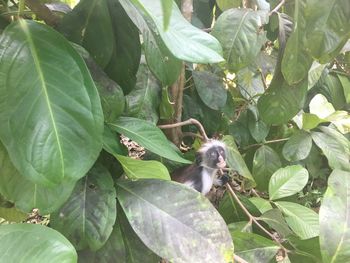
243 137 290 150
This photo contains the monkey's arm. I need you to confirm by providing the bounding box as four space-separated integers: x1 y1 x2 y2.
213 172 230 186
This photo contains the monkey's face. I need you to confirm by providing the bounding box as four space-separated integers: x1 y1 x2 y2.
205 146 226 169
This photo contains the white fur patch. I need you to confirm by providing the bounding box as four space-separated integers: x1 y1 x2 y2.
198 139 226 154
201 169 214 195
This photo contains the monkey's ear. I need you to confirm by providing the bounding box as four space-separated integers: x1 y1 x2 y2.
195 152 202 164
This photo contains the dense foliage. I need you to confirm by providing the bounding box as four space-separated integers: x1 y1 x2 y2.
0 0 349 262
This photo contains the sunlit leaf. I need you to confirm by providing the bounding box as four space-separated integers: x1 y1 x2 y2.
0 224 77 263
282 130 312 161
319 170 350 263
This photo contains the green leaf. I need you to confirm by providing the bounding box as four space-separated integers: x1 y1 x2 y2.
276 201 319 239
51 164 117 251
161 0 173 30
319 74 346 110
311 126 350 171
105 0 141 93
216 0 241 11
159 87 175 119
0 20 103 186
231 231 279 262
259 209 293 238
0 224 77 263
258 77 308 125
125 0 223 63
308 62 327 90
282 130 312 161
305 0 350 63
237 67 264 100
125 63 162 124
309 94 335 119
192 70 227 110
58 0 114 68
252 145 281 192
222 135 256 188
249 197 273 214
212 8 268 71
117 179 234 263
269 165 309 201
248 110 270 143
108 117 191 164
102 125 127 156
287 236 322 263
302 113 323 130
338 74 350 103
319 170 350 263
0 207 27 222
116 155 170 180
281 0 313 85
0 142 75 214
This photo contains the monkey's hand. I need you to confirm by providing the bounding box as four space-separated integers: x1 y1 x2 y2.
214 173 230 186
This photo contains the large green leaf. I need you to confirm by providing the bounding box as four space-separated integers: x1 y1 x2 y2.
318 74 347 110
0 143 75 214
319 170 350 263
222 135 256 188
305 0 350 63
282 130 312 162
311 126 350 171
258 76 308 124
0 224 77 263
161 0 173 30
287 236 322 263
237 67 264 100
105 0 141 93
258 208 293 238
269 165 309 201
108 117 190 164
252 145 281 192
249 197 273 214
0 20 103 186
281 0 313 85
338 74 350 103
276 201 319 239
58 0 114 68
231 231 279 263
124 0 223 64
212 8 268 71
117 179 234 263
192 70 227 110
116 155 170 180
248 108 270 143
216 0 241 11
125 63 162 124
51 164 117 251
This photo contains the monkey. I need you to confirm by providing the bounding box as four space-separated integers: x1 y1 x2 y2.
171 140 230 195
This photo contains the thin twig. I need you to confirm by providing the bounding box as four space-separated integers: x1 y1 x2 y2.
243 137 290 150
226 183 289 253
181 132 204 140
269 0 285 16
158 118 209 142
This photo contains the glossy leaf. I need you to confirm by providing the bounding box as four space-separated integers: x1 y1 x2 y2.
125 0 223 63
105 0 141 93
308 62 327 89
237 68 264 100
302 113 323 130
117 179 234 263
276 201 319 239
287 236 322 263
125 63 162 124
249 197 272 214
108 117 191 164
58 0 114 67
269 165 309 201
116 155 170 180
282 130 312 161
102 125 127 157
319 170 350 263
319 74 346 110
212 8 268 71
248 110 270 143
161 0 173 30
231 231 279 263
311 126 350 171
0 224 77 263
309 94 335 119
305 0 350 63
119 0 182 86
0 142 75 214
51 164 117 251
252 145 281 192
0 20 103 186
223 135 256 188
281 0 313 84
193 70 227 110
258 77 308 125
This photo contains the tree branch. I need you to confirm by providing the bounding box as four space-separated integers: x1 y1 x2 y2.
269 0 286 16
243 138 290 151
158 118 209 142
25 0 60 27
